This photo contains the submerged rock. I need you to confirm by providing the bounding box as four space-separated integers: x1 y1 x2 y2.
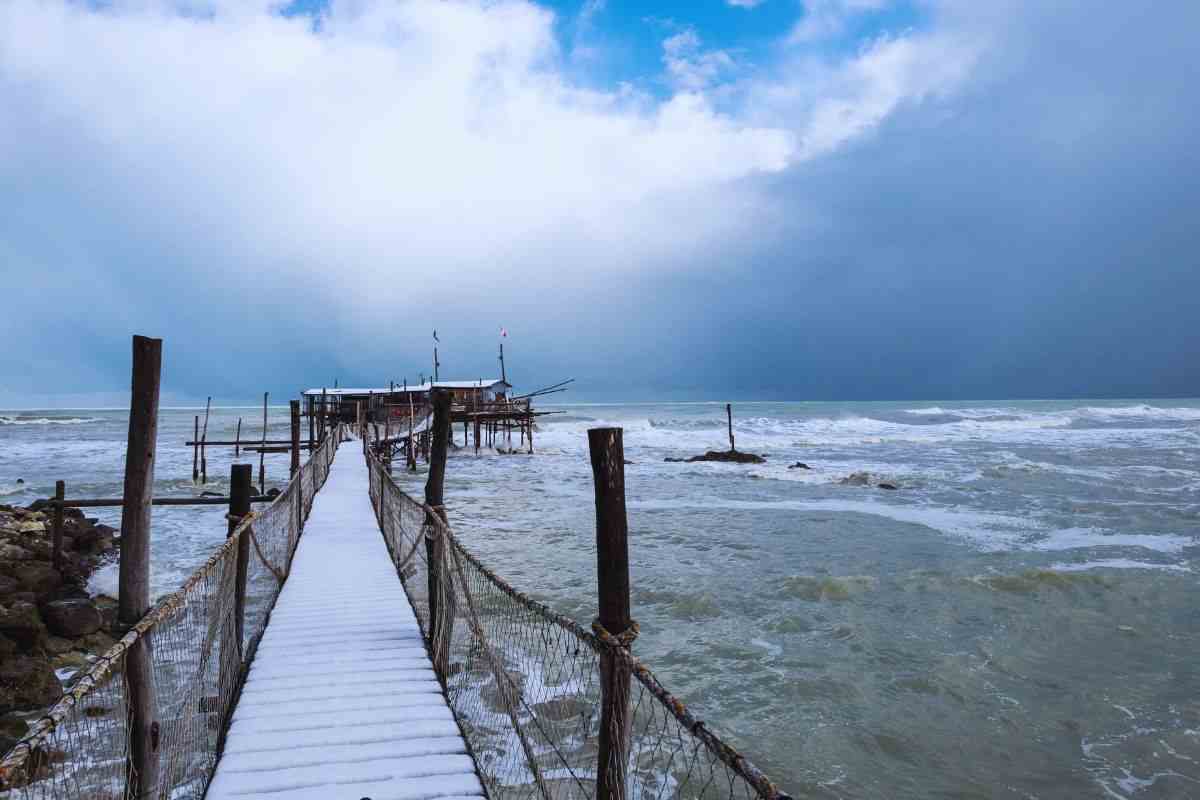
877 482 899 491
665 450 766 465
41 599 102 639
839 471 873 486
788 462 812 470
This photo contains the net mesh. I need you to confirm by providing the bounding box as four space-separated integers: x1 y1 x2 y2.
366 440 790 800
0 429 342 799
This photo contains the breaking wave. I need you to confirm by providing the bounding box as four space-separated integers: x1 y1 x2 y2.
0 414 101 426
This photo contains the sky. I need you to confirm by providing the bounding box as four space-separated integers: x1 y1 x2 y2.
1 0 1198 405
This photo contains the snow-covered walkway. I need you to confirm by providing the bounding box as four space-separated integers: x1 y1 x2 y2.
206 447 483 800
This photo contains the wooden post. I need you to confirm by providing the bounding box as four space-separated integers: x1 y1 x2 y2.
118 335 162 800
228 464 252 655
200 396 211 483
51 480 65 570
234 417 242 457
425 388 452 679
320 388 327 442
306 396 315 451
259 392 268 494
474 416 481 455
289 401 301 477
407 396 416 472
527 415 534 455
192 415 199 483
589 427 632 800
727 403 735 452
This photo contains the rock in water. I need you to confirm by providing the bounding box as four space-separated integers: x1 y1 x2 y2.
41 599 102 638
839 472 873 486
877 482 899 491
668 450 766 465
788 462 812 470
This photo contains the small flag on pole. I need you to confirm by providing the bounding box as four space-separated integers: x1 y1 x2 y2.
500 327 508 338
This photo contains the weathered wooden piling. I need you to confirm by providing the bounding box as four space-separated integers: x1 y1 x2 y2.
118 335 162 799
234 417 242 457
258 392 268 494
192 415 200 483
425 388 453 680
289 401 301 477
727 403 736 453
589 427 633 800
51 480 64 570
228 464 252 654
201 396 211 483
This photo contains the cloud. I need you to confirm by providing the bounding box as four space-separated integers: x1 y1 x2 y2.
726 0 767 8
5 0 1194 400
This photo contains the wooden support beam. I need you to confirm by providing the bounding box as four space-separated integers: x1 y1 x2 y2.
289 401 301 477
727 403 735 453
118 335 162 800
192 415 199 483
51 481 64 570
589 427 632 800
228 464 253 654
425 388 453 680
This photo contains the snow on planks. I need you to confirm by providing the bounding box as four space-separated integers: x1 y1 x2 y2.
207 448 482 800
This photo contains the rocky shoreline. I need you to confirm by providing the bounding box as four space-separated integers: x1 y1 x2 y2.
0 503 120 754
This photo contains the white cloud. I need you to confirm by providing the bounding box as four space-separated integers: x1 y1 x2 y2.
726 0 767 9
0 0 981 357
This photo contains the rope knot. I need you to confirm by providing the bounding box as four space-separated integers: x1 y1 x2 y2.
592 618 639 648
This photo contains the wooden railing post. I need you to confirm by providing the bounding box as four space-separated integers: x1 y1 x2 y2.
589 427 632 800
425 388 453 679
51 480 64 570
289 400 301 477
228 464 253 654
118 335 162 800
192 415 200 483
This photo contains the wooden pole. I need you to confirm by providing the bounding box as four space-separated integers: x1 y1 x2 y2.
200 396 211 483
407 393 416 472
306 396 314 450
320 388 327 441
118 335 162 800
192 415 199 483
425 388 452 680
289 401 301 477
259 392 268 494
51 480 65 570
588 427 632 800
228 464 252 656
234 417 242 457
727 403 735 453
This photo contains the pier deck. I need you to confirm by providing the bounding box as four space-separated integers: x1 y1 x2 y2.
206 448 482 800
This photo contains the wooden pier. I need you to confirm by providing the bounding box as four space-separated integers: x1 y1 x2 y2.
0 338 788 800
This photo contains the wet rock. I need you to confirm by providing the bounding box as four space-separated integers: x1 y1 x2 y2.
0 575 19 597
94 596 118 631
44 635 76 656
9 563 62 595
0 634 15 658
788 462 811 470
839 471 873 487
41 599 102 639
0 713 29 754
668 450 766 465
877 482 899 491
0 601 48 651
0 655 62 713
79 630 117 654
0 542 33 562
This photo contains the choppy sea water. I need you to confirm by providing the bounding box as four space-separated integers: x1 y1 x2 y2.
3 400 1199 798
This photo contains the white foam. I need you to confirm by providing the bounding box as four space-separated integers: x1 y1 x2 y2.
1049 559 1191 573
1031 528 1193 554
0 414 100 425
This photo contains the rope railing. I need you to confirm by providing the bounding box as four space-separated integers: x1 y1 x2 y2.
365 437 792 800
0 428 343 799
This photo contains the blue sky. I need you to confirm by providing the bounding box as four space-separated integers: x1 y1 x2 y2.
1 0 1198 404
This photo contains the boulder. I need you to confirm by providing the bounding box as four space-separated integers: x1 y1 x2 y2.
9 563 62 596
839 472 873 487
0 655 62 713
0 713 29 755
667 450 767 465
41 600 102 639
877 482 899 491
788 462 812 470
0 601 47 651
0 575 19 597
0 543 33 562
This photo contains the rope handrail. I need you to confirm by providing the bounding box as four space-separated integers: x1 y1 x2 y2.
365 438 792 800
0 426 344 795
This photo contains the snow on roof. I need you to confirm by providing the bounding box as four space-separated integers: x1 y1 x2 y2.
303 379 510 396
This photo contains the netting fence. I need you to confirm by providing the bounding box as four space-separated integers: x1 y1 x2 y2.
365 441 791 800
0 428 341 799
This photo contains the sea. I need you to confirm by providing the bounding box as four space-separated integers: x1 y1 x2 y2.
2 400 1198 799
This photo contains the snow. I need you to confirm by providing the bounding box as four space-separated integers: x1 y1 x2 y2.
206 449 483 800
